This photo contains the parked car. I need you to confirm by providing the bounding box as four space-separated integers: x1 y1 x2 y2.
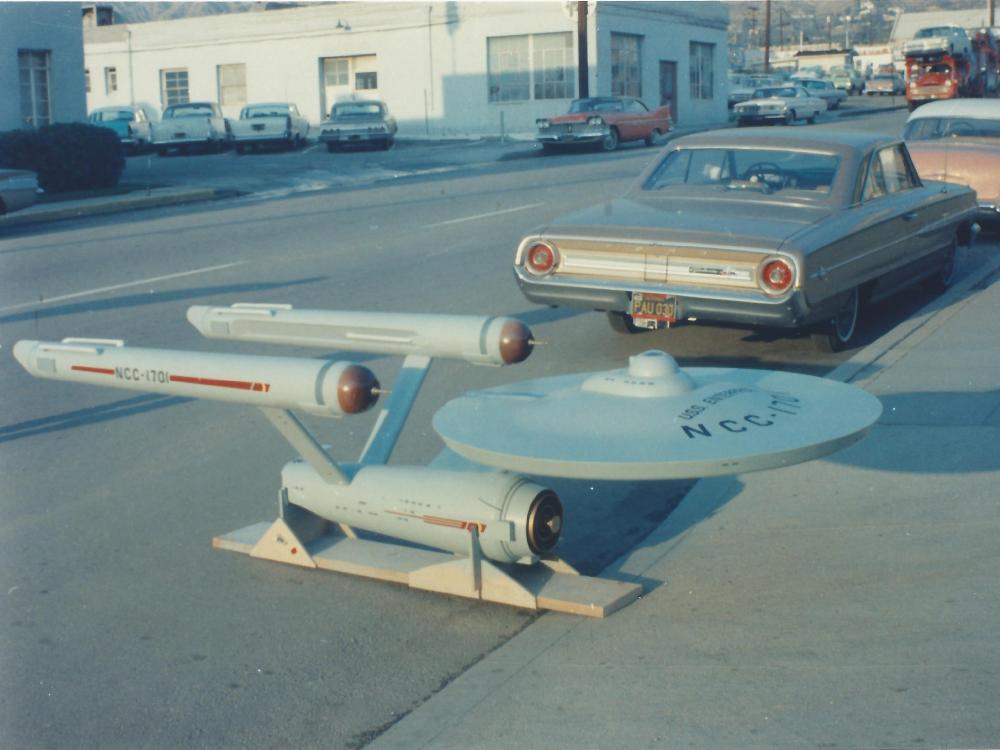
903 25 973 59
230 102 309 153
734 86 826 126
318 100 397 151
829 67 866 95
536 96 672 152
88 103 159 153
727 73 757 108
151 102 231 155
904 99 1000 226
798 78 848 110
512 129 977 351
866 73 906 96
0 169 38 216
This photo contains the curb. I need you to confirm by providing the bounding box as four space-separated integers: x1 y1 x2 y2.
0 187 241 229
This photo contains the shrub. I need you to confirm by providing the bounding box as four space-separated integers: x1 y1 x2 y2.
0 123 125 193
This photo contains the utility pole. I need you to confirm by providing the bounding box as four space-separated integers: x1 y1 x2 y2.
990 0 995 27
577 0 588 98
764 0 772 72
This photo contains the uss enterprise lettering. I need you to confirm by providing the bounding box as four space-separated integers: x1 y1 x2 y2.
678 391 803 439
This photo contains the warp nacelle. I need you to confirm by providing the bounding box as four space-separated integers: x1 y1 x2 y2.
12 339 380 417
186 304 535 366
282 463 563 563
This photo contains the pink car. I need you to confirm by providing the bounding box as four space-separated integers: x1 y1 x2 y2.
904 99 1000 227
536 96 672 153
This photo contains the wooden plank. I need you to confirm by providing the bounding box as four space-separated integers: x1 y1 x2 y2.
213 521 642 617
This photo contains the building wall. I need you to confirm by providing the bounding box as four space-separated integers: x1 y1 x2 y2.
0 2 87 131
83 1 728 135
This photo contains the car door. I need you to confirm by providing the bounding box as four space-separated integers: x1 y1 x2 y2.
856 144 936 284
625 99 653 140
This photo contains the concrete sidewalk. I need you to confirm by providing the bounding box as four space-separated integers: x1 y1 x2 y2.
372 256 1000 749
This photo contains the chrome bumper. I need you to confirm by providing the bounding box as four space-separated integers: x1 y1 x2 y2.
513 269 822 328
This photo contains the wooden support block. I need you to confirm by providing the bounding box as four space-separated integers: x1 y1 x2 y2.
213 521 643 618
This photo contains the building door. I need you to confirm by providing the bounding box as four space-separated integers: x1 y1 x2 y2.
659 61 677 123
320 55 380 117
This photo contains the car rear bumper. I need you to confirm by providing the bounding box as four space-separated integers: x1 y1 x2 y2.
513 270 818 328
232 133 293 144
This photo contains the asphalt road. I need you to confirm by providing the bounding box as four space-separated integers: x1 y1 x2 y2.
1 107 995 749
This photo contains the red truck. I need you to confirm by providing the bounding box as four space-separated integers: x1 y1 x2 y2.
905 27 999 110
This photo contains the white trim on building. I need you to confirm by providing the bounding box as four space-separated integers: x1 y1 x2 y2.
83 1 729 134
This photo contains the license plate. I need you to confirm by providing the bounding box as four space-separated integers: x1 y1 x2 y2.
173 132 186 139
252 123 265 131
631 292 676 327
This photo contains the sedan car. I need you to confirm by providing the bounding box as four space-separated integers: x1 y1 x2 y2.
318 100 397 151
904 99 1000 226
513 130 977 351
798 78 848 110
536 96 672 153
734 86 826 126
866 73 906 96
151 102 231 155
830 67 866 95
0 169 38 215
88 103 159 153
230 102 309 153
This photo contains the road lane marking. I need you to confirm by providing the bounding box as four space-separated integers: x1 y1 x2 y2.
0 261 246 313
422 203 545 229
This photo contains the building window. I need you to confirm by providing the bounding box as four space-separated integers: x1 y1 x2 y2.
85 68 91 93
532 32 574 100
611 33 642 97
104 66 117 94
323 58 349 86
218 63 247 106
488 36 530 102
689 42 715 100
489 33 574 103
18 49 52 128
161 68 189 108
356 71 378 90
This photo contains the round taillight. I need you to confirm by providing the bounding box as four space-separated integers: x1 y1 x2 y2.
525 242 558 275
760 258 794 294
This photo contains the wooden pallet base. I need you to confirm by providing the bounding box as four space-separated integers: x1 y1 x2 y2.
213 518 642 618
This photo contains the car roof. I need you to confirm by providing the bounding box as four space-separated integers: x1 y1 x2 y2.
244 102 292 108
906 99 1000 120
669 128 890 157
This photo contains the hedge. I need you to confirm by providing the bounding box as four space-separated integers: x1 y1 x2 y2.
0 123 125 193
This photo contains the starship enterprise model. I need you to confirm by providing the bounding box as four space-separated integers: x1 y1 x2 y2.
13 303 881 617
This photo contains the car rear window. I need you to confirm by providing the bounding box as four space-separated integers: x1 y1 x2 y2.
903 116 1000 140
642 147 840 195
242 105 289 118
165 105 213 118
93 110 135 122
333 103 384 117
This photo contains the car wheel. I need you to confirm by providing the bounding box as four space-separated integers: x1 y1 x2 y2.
326 142 338 153
923 239 957 295
600 128 619 152
811 286 861 352
806 112 817 124
644 128 663 147
783 110 795 125
157 147 167 157
607 311 648 334
235 145 245 155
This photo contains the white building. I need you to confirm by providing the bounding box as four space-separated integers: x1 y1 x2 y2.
83 1 729 134
0 2 87 131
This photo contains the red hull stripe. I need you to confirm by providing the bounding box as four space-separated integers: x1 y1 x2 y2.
170 375 270 392
386 511 486 533
72 365 115 376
